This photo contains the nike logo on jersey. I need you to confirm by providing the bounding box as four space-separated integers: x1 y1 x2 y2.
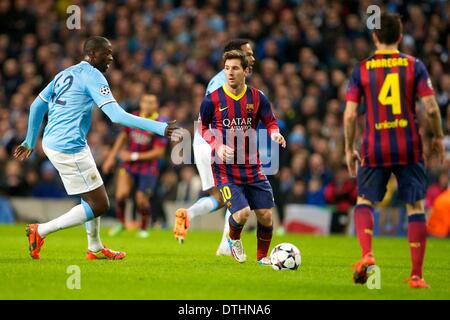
219 106 228 112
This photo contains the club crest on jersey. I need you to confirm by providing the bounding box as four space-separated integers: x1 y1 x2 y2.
246 104 254 112
100 85 111 96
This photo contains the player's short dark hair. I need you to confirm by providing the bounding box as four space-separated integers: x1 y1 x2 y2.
223 39 250 53
373 12 403 45
83 36 110 55
223 50 249 69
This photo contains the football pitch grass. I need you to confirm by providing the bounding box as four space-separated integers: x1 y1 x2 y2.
0 224 449 300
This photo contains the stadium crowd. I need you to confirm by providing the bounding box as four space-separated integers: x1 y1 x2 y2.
0 0 449 230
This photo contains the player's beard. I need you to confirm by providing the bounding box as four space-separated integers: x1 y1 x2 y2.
97 60 111 73
99 64 109 72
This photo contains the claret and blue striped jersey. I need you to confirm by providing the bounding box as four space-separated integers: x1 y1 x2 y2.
346 50 435 167
199 85 279 185
122 112 168 176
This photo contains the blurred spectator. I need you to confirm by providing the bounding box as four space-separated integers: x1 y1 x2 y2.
306 177 326 206
0 160 30 196
31 160 66 198
324 165 357 233
277 167 294 223
286 180 307 204
305 153 333 186
0 196 15 223
427 187 450 238
425 171 449 210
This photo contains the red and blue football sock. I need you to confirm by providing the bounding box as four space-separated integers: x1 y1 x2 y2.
228 214 243 240
354 204 374 257
408 213 427 278
257 223 273 261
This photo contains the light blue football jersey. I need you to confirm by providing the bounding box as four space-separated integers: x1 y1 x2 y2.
194 70 227 145
38 61 116 154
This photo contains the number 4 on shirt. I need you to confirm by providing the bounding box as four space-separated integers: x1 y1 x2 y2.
378 73 401 115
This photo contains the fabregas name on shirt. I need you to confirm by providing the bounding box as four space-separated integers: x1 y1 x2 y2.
365 57 408 70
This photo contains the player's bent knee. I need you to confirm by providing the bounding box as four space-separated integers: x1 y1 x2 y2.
236 207 251 220
256 209 273 225
83 186 110 217
91 198 110 217
115 195 126 204
115 190 130 201
135 194 149 208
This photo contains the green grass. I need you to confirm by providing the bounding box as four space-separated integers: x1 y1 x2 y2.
0 224 449 300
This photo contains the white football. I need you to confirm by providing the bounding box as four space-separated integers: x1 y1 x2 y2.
270 243 301 271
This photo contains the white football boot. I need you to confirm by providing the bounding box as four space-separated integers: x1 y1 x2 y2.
227 235 247 263
257 256 272 266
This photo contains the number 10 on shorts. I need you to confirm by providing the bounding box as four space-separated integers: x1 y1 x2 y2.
220 186 232 202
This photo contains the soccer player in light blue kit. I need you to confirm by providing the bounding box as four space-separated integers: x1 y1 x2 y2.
14 36 178 260
174 39 255 256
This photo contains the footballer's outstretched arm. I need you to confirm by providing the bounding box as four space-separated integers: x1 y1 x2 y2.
101 102 177 138
84 67 177 139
